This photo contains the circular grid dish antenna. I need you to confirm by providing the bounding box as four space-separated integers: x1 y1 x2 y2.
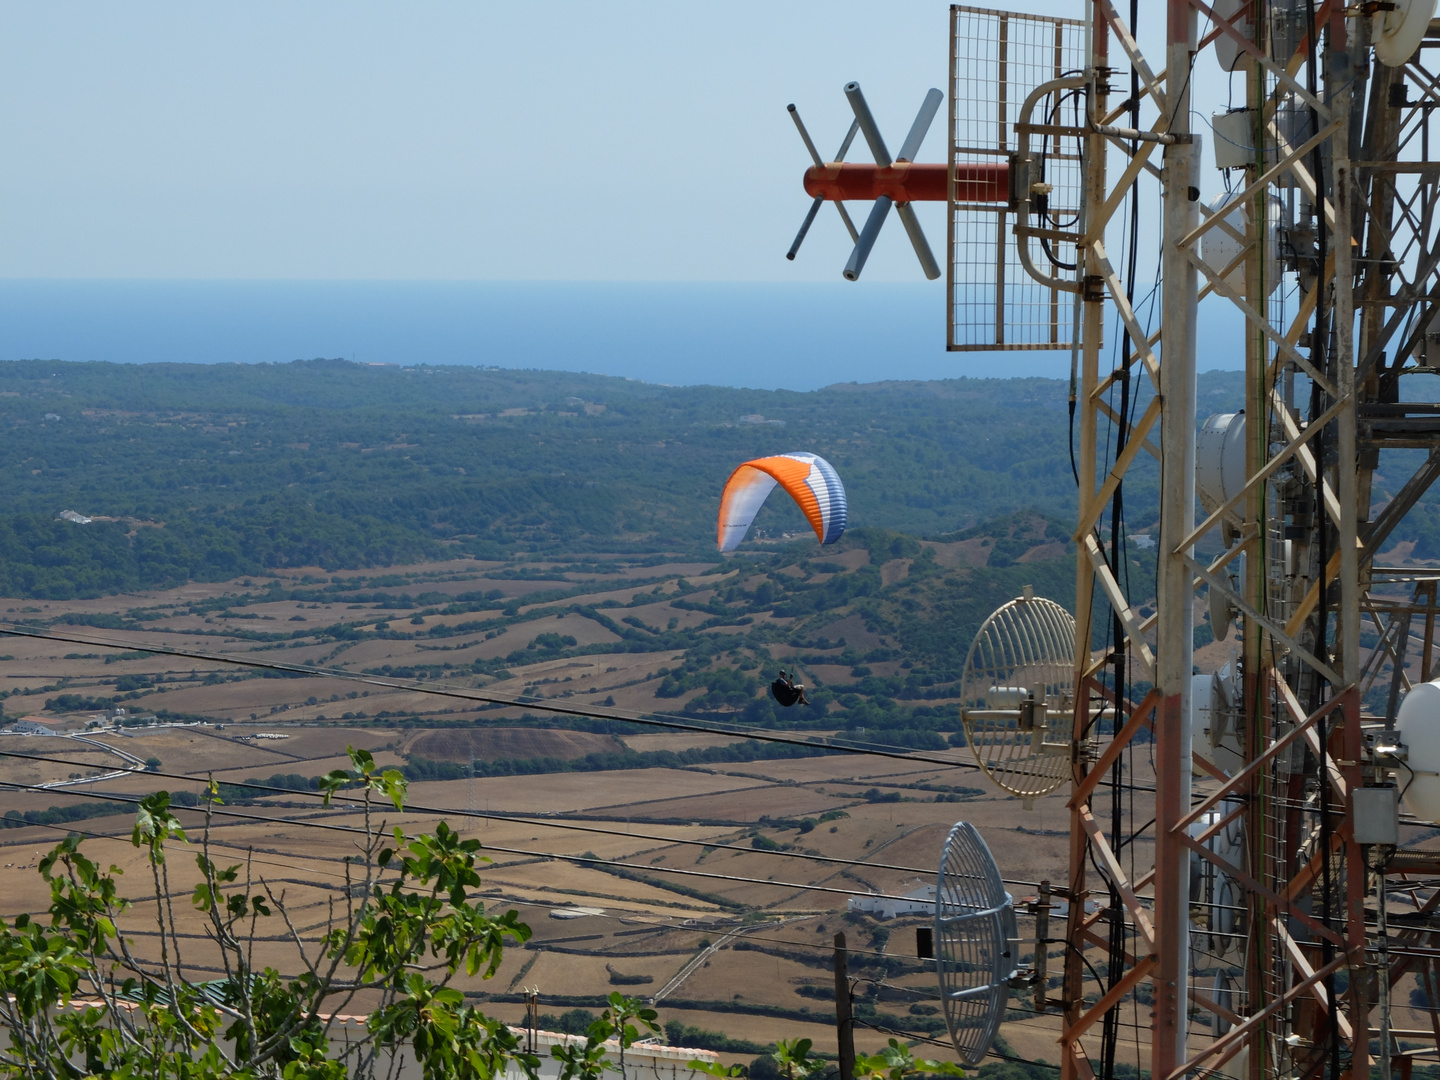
961 595 1076 799
1188 798 1245 961
934 821 1018 1065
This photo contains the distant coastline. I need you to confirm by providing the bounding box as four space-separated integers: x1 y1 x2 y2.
0 279 1244 391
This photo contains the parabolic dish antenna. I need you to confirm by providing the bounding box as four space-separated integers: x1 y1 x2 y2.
1374 0 1437 67
960 594 1077 799
935 821 1019 1065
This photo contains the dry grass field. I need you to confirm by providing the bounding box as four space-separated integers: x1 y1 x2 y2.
0 733 1074 1063
0 554 1113 1067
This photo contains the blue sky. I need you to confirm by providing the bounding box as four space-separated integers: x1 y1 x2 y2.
0 1 1218 284
0 3 1248 386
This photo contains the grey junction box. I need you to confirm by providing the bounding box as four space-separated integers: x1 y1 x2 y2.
1352 786 1400 846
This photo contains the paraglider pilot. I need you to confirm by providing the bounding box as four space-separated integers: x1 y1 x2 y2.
771 670 810 708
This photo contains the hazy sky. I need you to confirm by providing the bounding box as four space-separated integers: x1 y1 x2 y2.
0 1 1220 283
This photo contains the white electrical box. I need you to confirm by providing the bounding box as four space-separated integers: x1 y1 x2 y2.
1353 786 1400 845
1213 111 1259 169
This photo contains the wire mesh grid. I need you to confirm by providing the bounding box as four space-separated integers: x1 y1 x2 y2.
1189 799 1247 963
934 821 1018 1065
949 5 1084 351
1243 678 1292 1080
960 596 1076 798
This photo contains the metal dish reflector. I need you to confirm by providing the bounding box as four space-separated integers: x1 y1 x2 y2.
935 821 1018 1065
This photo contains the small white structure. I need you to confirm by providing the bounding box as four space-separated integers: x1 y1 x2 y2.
549 907 605 920
58 510 92 524
848 881 936 920
6 719 56 735
51 1004 718 1080
501 1030 718 1080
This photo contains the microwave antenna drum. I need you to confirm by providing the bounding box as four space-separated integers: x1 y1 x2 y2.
960 595 1077 799
934 821 1019 1065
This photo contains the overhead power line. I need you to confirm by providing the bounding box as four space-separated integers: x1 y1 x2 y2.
0 744 1053 887
0 620 1157 796
0 768 982 908
0 621 987 770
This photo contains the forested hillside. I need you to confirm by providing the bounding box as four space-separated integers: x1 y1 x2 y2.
0 358 1240 598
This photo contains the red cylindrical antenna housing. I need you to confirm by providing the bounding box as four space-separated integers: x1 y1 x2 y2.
802 161 1009 205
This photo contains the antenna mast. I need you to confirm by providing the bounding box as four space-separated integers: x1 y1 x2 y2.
788 0 1440 1077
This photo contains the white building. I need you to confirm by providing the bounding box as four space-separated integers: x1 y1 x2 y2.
42 1005 719 1080
5 719 57 735
325 1021 720 1080
847 881 937 920
503 1030 719 1080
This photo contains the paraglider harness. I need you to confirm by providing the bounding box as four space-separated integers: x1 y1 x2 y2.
771 670 807 708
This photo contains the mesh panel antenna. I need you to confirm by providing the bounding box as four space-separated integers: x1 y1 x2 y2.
949 5 1084 350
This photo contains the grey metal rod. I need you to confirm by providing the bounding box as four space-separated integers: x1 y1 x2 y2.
787 196 824 261
1386 602 1416 722
895 202 941 279
843 196 892 281
843 81 892 166
787 104 825 168
832 120 861 242
834 933 856 1080
1033 881 1051 1015
897 87 943 162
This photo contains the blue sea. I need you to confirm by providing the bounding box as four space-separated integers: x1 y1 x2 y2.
0 280 1244 392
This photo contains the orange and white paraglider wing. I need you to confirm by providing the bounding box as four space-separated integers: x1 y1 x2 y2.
716 452 847 552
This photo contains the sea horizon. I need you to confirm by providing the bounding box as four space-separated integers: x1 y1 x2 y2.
0 278 1244 392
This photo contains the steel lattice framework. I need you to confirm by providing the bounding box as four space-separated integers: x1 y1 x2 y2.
942 3 1440 1080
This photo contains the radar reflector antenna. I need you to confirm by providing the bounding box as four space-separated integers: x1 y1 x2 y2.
934 821 1018 1065
960 593 1076 802
787 83 1005 281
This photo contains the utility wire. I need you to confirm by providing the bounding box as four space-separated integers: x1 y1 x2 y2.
0 622 996 773
2 812 1073 1026
0 786 1088 993
0 765 1061 909
0 621 1162 797
0 744 1056 890
0 807 961 971
0 777 922 907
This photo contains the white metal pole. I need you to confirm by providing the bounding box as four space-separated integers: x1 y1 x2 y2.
1153 2 1199 1077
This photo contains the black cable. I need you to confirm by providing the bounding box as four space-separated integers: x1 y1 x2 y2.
1038 85 1084 272
0 772 946 908
0 812 954 973
0 747 1059 893
0 784 1088 1015
0 621 983 770
0 620 1159 797
1097 8 1142 1076
1301 10 1340 1080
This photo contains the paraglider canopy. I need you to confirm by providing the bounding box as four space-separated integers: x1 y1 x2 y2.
717 452 847 552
